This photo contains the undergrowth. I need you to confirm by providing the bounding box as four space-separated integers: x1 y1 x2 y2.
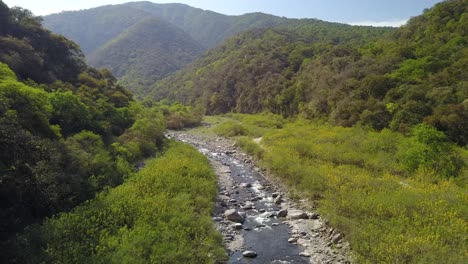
210 114 467 263
19 142 227 264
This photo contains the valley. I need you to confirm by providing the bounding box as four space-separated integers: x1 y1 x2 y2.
0 0 466 263
169 130 351 263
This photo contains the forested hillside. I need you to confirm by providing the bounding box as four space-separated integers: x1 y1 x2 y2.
0 2 167 261
42 2 288 95
123 2 287 48
153 0 467 145
88 17 204 95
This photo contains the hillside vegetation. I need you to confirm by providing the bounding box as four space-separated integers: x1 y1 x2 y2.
0 2 210 262
18 142 226 264
207 113 467 263
88 17 204 95
154 0 467 145
43 2 288 94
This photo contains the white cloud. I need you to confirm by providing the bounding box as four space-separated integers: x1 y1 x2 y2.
348 19 408 27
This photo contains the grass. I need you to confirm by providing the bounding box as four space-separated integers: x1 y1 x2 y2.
203 114 468 263
19 142 227 264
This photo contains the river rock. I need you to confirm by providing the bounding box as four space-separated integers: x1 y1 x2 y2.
274 196 283 205
278 209 288 217
233 223 243 230
242 202 254 210
272 192 280 198
299 252 311 257
309 212 320 219
288 210 308 220
224 209 245 223
242 251 257 258
240 182 252 188
332 233 343 244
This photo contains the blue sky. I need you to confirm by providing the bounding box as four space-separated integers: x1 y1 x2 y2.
3 0 443 27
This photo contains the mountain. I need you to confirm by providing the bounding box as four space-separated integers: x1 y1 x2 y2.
87 17 204 95
152 0 467 145
42 2 287 94
122 2 288 49
43 5 152 54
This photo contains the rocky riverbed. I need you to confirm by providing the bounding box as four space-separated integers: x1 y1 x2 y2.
168 131 351 264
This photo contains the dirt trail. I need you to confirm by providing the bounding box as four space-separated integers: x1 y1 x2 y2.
168 131 351 264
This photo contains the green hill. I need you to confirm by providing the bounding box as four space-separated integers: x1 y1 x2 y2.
152 0 467 145
123 2 288 48
88 17 204 96
42 2 288 94
43 5 153 54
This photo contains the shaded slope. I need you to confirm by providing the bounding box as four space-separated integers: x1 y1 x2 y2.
88 17 204 95
43 5 152 54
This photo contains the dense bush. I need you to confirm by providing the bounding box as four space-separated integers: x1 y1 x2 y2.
258 121 466 263
19 142 226 264
214 120 247 137
153 0 467 145
157 102 203 130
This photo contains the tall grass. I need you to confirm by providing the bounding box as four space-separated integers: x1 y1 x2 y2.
19 142 226 264
212 114 467 263
261 121 467 263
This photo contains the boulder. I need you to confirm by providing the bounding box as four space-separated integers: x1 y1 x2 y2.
288 210 308 220
242 251 257 258
240 182 252 188
332 233 343 244
224 209 245 223
278 209 288 217
274 196 283 205
242 202 254 210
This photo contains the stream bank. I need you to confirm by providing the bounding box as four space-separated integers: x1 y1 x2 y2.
168 131 351 264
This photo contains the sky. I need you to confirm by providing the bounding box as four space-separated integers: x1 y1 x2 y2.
3 0 443 27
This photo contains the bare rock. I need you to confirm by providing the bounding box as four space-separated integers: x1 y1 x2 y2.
242 202 254 210
288 210 308 220
308 212 320 219
242 251 257 258
278 209 288 217
224 209 245 223
233 223 243 230
240 182 252 188
274 196 283 205
332 233 343 244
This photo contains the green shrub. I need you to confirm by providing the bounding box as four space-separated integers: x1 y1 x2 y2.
397 124 463 178
235 136 264 159
213 120 247 137
258 120 467 263
19 142 226 264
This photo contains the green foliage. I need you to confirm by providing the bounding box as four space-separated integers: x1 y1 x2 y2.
253 120 467 263
397 124 463 178
214 120 247 137
88 18 204 96
19 143 226 264
43 2 288 95
235 136 264 159
48 91 92 137
152 0 467 145
212 113 286 138
157 101 203 130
